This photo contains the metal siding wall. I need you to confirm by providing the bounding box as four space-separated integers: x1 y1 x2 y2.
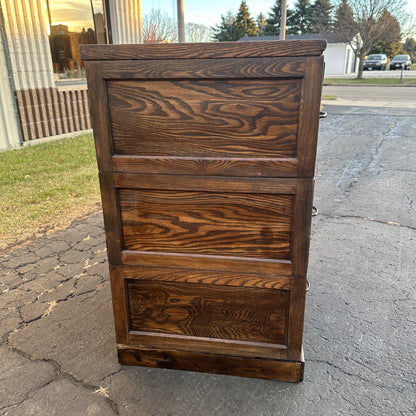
1 0 54 90
110 0 142 44
0 30 21 148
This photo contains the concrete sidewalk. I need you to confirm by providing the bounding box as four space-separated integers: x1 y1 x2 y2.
322 85 416 109
1 104 415 415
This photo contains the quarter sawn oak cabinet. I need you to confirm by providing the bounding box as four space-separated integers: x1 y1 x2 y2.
81 40 326 382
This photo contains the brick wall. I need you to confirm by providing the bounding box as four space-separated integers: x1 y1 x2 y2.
15 85 91 141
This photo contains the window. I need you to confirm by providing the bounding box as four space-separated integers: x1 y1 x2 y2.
47 0 107 79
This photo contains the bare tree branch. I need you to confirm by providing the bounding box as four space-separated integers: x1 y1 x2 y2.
185 23 213 42
334 0 414 78
142 9 177 43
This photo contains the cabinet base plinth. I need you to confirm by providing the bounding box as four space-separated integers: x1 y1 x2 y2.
117 344 304 382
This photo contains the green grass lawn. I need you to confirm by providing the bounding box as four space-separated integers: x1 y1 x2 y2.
322 94 337 100
0 133 101 251
325 77 416 85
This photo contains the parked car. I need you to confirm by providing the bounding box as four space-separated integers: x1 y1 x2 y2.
389 55 412 70
363 54 388 70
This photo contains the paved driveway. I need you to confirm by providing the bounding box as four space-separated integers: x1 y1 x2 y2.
1 103 415 415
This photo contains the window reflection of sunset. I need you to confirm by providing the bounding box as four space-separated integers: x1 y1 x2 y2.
49 0 103 33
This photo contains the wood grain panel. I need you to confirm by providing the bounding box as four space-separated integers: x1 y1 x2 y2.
119 189 293 260
297 56 325 176
85 62 113 172
80 40 326 60
83 40 325 381
116 265 292 290
120 251 292 277
113 173 298 194
107 79 300 158
102 57 305 80
111 156 299 177
118 345 304 382
126 280 288 345
122 333 289 360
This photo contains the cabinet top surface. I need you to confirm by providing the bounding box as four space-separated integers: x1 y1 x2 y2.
80 40 326 61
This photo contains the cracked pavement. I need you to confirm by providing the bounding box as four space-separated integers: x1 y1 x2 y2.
1 104 415 415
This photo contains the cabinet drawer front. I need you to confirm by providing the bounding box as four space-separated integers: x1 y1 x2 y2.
119 189 294 260
108 79 300 159
127 280 289 345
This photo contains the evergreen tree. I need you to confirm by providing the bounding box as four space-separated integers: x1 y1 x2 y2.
264 0 295 36
289 0 313 34
257 12 267 36
264 0 281 35
368 11 402 58
212 10 237 41
333 0 355 35
404 37 416 61
370 40 403 58
233 1 258 39
309 0 333 33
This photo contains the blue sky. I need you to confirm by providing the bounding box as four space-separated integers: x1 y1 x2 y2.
141 1 297 27
142 0 416 28
49 0 416 37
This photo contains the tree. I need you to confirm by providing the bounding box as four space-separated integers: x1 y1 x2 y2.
263 0 295 36
404 37 416 60
142 9 177 43
333 0 355 34
186 23 212 43
233 1 258 39
309 0 333 33
289 0 313 34
212 10 237 41
370 40 403 58
368 11 402 58
264 0 282 35
257 13 267 36
334 0 411 78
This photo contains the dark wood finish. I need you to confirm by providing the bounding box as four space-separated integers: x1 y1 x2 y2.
118 345 304 382
127 280 289 344
102 57 306 79
119 189 293 259
297 56 326 176
111 156 299 177
98 174 122 264
80 40 326 60
112 173 299 193
114 265 293 290
82 40 325 382
107 78 300 158
85 62 113 172
120 251 292 277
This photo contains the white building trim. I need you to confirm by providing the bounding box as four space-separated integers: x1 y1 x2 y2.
0 30 21 149
0 0 54 90
108 0 143 44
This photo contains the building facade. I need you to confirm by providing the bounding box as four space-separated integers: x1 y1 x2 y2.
0 0 142 150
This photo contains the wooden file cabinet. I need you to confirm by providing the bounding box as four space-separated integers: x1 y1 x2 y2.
81 40 325 382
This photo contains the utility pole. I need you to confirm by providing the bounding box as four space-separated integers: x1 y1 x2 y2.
280 0 287 40
177 0 185 43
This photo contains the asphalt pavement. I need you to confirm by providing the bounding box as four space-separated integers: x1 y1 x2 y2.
1 97 415 415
